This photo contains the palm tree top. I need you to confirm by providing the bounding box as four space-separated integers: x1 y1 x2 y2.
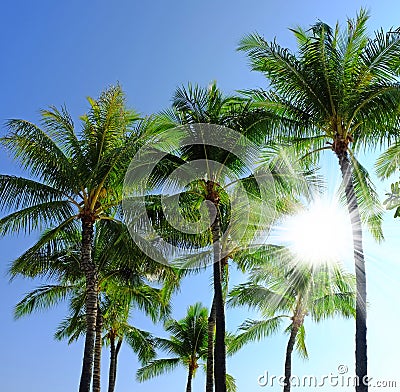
228 255 355 360
0 86 159 237
238 8 400 152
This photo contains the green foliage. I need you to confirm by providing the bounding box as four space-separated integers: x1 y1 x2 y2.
341 156 384 241
382 181 400 218
136 303 208 382
5 11 397 386
0 85 171 244
228 253 356 357
137 302 238 390
376 143 400 219
239 8 400 240
10 219 174 367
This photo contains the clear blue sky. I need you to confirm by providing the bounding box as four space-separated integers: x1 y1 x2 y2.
1 1 400 391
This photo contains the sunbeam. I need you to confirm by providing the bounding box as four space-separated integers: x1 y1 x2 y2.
274 198 353 267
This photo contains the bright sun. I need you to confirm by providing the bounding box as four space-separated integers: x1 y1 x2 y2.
278 199 353 266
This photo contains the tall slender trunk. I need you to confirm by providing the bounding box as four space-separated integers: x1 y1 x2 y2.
283 322 300 392
92 305 103 392
114 340 122 390
108 336 122 392
79 218 98 392
207 180 226 392
206 297 216 392
108 336 116 392
337 150 367 392
212 217 226 392
186 364 194 392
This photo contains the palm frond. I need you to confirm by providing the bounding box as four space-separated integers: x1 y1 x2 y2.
230 317 287 353
228 282 292 315
14 284 74 319
375 141 400 179
1 119 76 191
226 373 237 392
295 324 308 359
54 313 86 344
124 327 157 364
0 201 75 236
0 175 68 212
8 219 80 280
136 358 181 382
344 155 384 241
40 105 84 163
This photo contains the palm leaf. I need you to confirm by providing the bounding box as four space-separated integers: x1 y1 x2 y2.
344 154 384 241
14 284 74 319
295 324 308 359
228 283 292 315
54 313 86 344
124 326 157 364
230 317 288 353
136 357 181 382
0 175 69 212
0 201 75 236
375 141 400 179
40 105 84 163
226 373 237 392
1 119 76 191
8 218 80 280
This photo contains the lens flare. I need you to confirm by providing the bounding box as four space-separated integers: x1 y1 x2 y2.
277 198 353 266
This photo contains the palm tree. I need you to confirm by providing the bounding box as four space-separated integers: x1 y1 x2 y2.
238 9 400 391
148 82 319 392
9 220 175 391
130 82 267 392
228 248 356 392
0 85 176 392
129 82 318 392
136 302 208 392
54 281 161 392
103 305 156 392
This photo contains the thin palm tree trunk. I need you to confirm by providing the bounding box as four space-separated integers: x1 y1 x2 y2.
108 336 116 392
115 339 122 384
186 364 194 392
207 180 226 392
206 297 216 392
283 322 300 392
212 218 226 392
108 336 122 392
337 151 367 392
92 305 103 392
79 219 99 392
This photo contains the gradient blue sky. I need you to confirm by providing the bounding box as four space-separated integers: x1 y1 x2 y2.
1 1 400 391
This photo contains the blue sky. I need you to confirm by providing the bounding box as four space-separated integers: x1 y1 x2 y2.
1 1 400 391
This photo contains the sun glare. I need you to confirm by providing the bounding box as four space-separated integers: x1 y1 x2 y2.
278 199 353 266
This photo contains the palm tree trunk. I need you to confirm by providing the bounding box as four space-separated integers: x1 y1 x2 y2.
336 151 367 392
206 180 226 392
92 305 103 392
283 322 300 392
212 218 226 392
206 297 216 392
108 336 122 392
186 364 194 392
207 180 226 392
108 336 116 392
114 339 122 389
79 218 99 392
107 336 116 392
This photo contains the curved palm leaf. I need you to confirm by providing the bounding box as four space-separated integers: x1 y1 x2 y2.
136 357 181 382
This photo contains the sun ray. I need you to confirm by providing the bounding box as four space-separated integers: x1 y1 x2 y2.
272 197 353 267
